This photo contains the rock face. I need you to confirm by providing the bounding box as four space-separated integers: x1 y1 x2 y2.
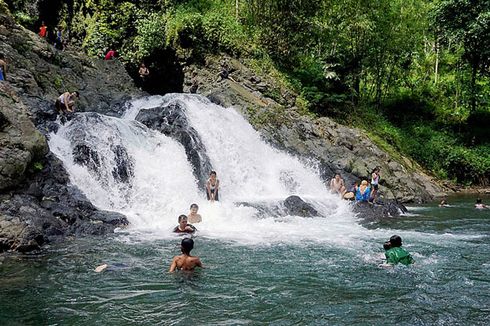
352 201 408 222
283 195 319 217
0 5 138 252
183 55 446 203
135 101 212 188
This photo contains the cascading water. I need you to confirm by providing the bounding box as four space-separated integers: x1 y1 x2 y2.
49 94 366 244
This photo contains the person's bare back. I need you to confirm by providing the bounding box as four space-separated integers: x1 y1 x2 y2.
169 238 203 272
169 254 202 272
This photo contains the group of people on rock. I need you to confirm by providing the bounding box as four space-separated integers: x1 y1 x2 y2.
329 167 381 203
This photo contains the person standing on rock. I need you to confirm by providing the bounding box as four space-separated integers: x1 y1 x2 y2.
216 60 236 83
189 71 199 93
371 167 381 199
54 27 63 50
206 171 220 202
0 53 7 82
39 21 47 38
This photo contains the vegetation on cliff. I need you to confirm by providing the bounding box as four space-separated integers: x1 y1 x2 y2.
5 0 490 186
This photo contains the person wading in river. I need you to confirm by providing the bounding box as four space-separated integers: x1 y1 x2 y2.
169 238 203 272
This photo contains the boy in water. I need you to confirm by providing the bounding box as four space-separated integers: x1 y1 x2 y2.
384 235 414 266
169 238 203 272
188 203 202 223
173 214 196 234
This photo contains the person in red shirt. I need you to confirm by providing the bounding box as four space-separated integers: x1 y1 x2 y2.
39 21 47 38
104 49 116 60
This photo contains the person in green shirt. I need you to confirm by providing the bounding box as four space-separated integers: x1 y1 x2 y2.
384 235 414 266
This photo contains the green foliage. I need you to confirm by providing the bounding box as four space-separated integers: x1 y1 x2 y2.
33 162 44 171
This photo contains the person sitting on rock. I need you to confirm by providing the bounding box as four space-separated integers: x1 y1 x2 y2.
188 203 202 223
475 198 487 209
0 53 7 82
173 215 196 234
206 171 220 202
329 174 346 197
216 60 236 83
355 180 371 202
383 235 414 266
342 181 358 200
55 91 79 124
169 238 203 272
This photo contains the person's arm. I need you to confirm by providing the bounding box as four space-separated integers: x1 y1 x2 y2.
206 181 212 199
62 93 71 112
169 257 177 272
195 257 204 268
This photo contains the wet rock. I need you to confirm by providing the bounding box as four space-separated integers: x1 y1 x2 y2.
111 145 134 183
135 101 212 188
73 143 100 172
352 200 407 222
283 195 319 217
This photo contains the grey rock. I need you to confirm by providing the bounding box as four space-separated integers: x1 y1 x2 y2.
283 195 319 217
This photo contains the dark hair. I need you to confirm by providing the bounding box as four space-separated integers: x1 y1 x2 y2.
178 214 188 222
181 238 194 254
476 198 482 204
73 91 80 97
389 235 402 247
0 53 4 59
383 241 391 250
190 203 199 209
210 171 217 176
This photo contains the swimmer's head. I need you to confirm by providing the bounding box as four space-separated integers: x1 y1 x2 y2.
476 198 482 204
389 235 402 247
210 171 217 177
190 203 199 210
181 238 194 255
178 214 188 227
383 241 391 250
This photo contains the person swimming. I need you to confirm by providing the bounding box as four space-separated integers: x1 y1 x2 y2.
439 200 450 207
475 198 487 209
206 171 220 202
173 215 196 234
383 235 414 266
169 238 203 272
188 203 202 223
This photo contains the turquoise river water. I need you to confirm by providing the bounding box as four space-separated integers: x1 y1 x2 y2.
1 195 489 325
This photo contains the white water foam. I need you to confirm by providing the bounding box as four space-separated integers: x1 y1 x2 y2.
50 94 470 247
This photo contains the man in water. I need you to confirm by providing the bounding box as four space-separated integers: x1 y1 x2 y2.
169 238 203 272
173 215 196 234
383 235 414 266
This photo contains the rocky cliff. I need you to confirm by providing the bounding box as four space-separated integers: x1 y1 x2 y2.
0 3 138 252
182 55 446 203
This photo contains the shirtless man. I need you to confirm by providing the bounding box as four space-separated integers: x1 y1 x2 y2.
173 214 196 234
169 238 203 272
329 174 346 197
188 203 202 223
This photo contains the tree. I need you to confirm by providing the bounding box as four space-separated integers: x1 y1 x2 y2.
434 0 490 112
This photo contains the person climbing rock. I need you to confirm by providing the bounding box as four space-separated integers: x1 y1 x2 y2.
169 238 203 272
55 91 79 123
0 53 7 82
54 27 64 50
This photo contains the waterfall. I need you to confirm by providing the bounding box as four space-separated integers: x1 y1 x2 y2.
49 94 361 244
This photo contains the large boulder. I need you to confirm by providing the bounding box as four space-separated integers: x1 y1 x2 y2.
352 200 408 222
283 195 319 217
135 101 212 188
